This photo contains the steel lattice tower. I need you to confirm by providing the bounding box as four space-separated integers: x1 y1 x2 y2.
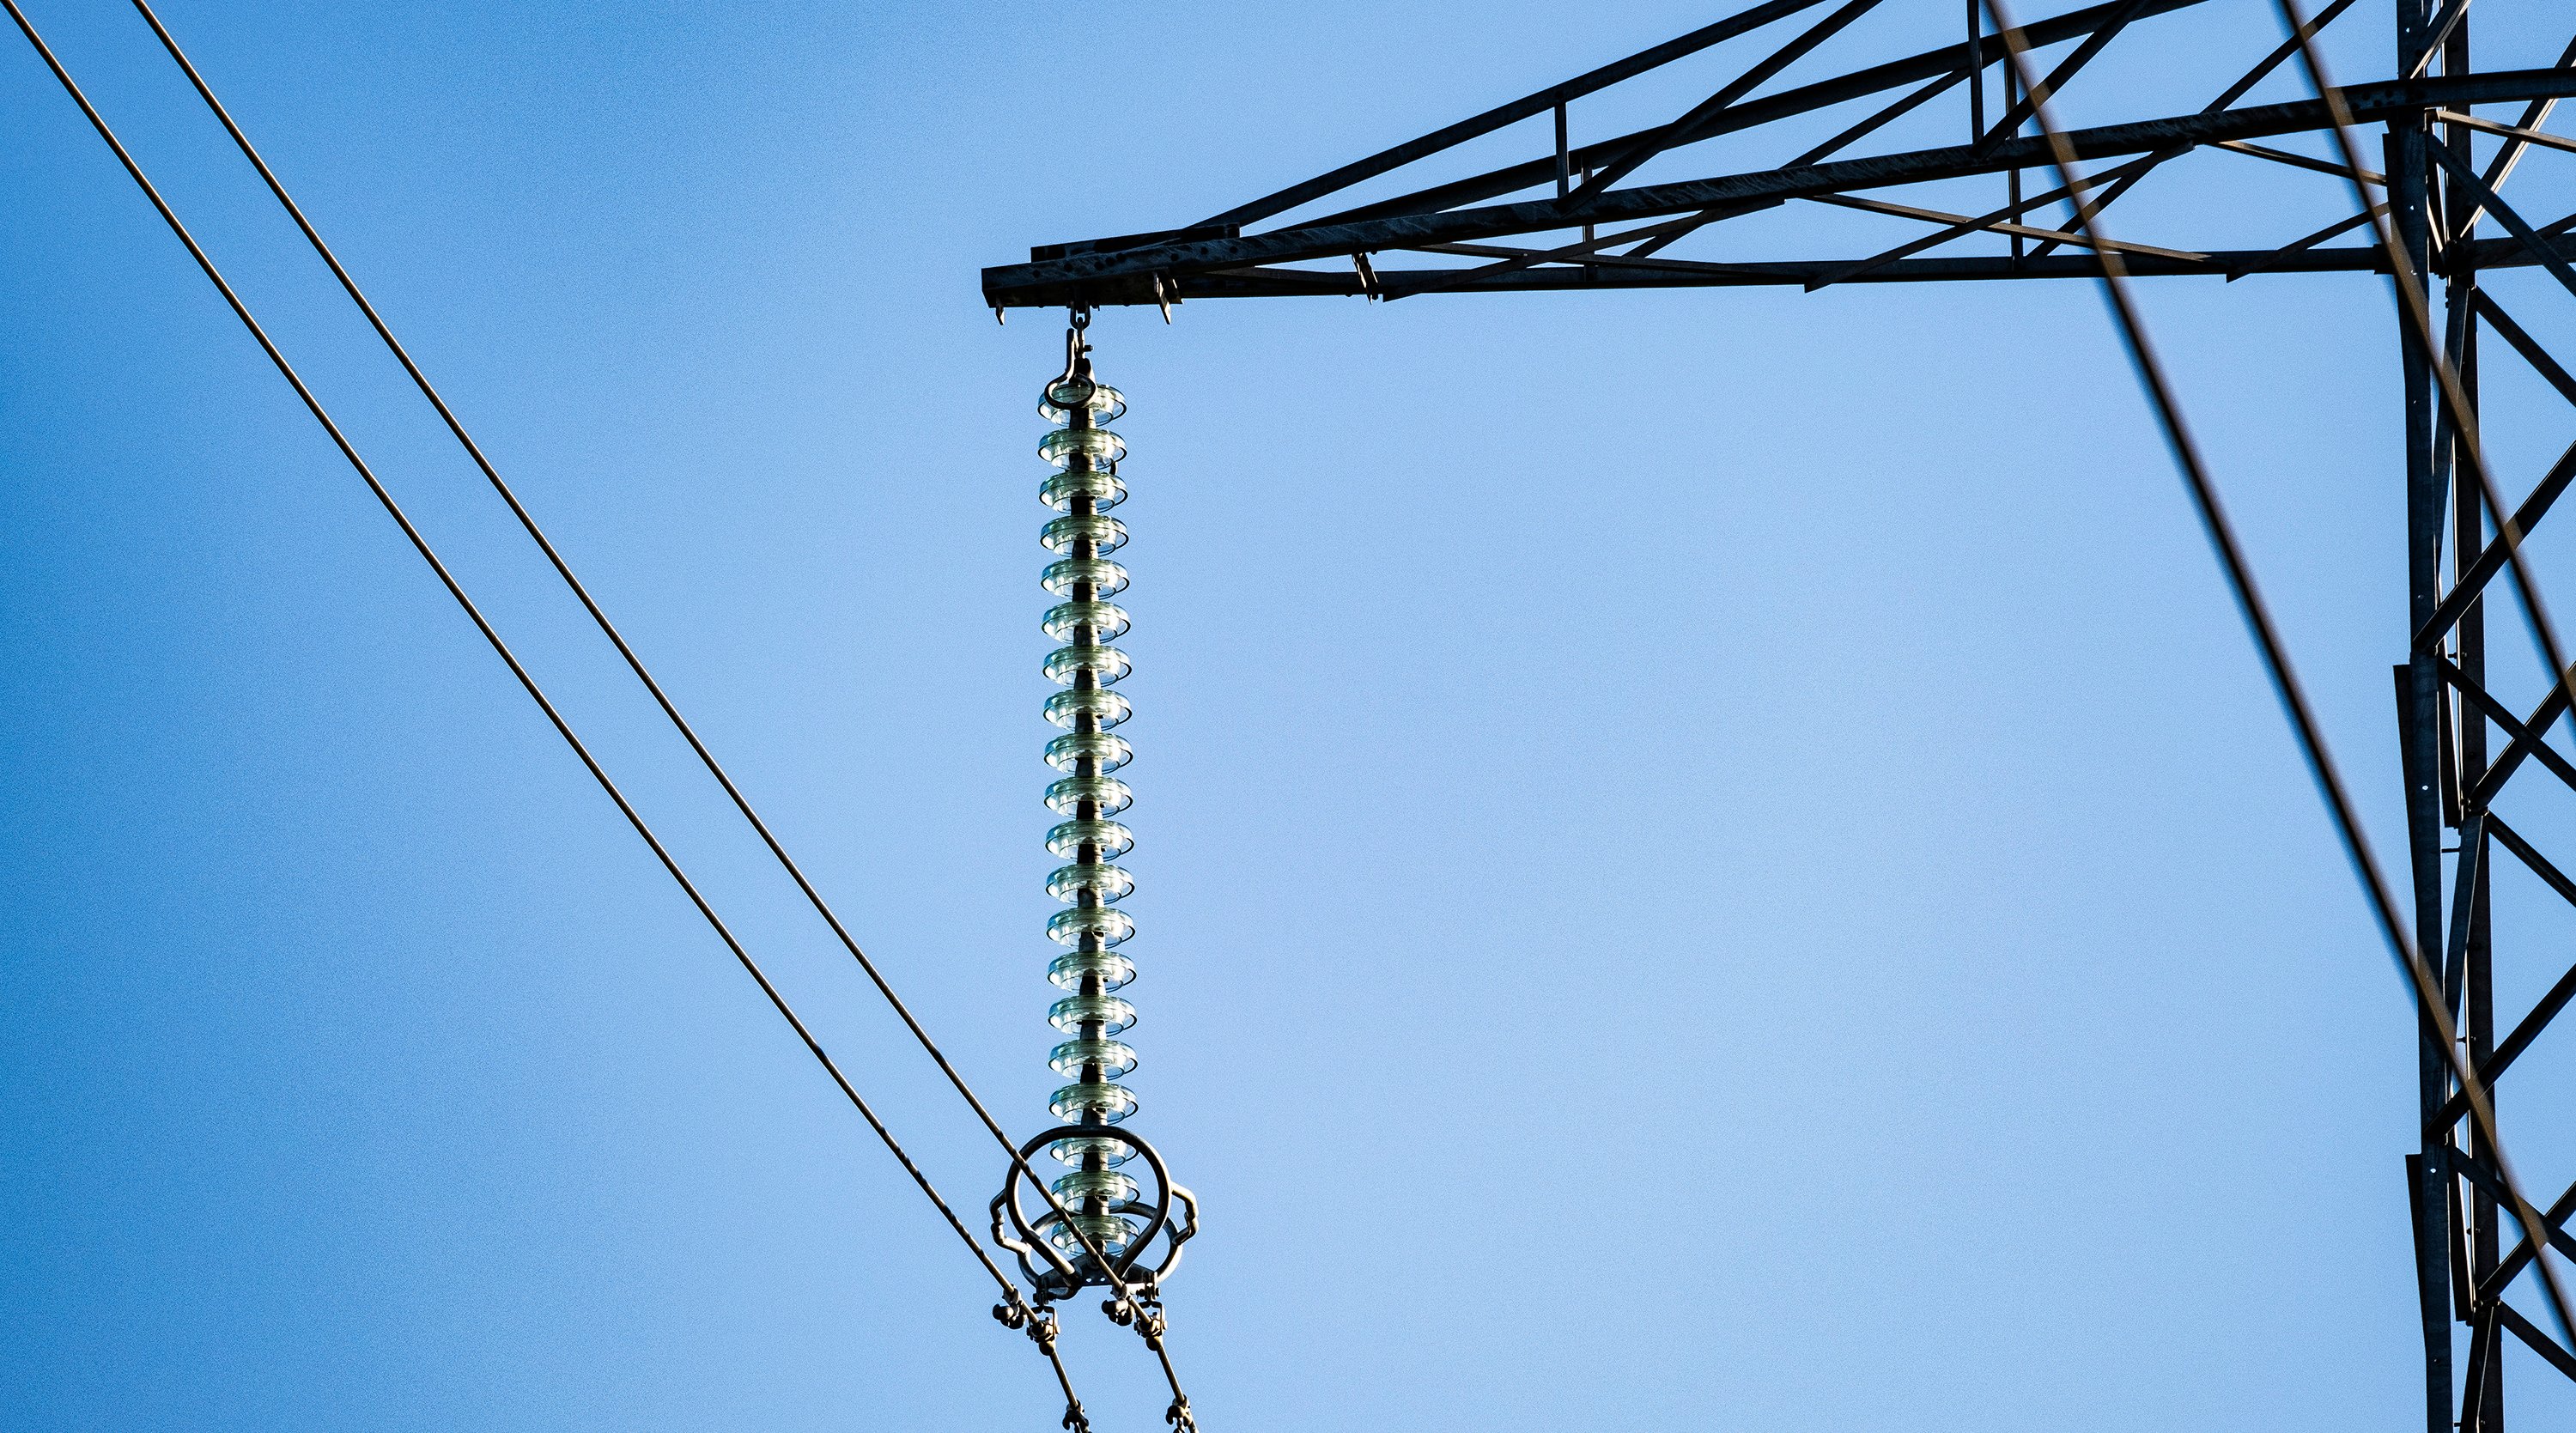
983 3 2576 1426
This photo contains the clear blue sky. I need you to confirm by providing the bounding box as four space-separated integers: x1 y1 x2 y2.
9 2 2576 1429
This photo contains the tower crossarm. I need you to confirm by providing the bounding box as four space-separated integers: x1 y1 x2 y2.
984 66 2576 310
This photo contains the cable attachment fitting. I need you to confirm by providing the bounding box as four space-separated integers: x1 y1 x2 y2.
993 1125 1199 1302
1164 1394 1197 1433
1058 308 1095 388
1062 1399 1092 1433
1009 1300 1062 1355
1103 1281 1168 1346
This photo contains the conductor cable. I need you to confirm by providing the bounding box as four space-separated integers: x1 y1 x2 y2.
0 6 1100 1419
122 4 1198 1381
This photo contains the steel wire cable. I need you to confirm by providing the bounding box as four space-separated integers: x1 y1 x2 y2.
0 3 1103 1418
1979 0 2576 1342
118 8 1196 1392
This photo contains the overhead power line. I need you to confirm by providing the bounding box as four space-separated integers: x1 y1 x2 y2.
0 3 1103 1423
118 5 1190 1387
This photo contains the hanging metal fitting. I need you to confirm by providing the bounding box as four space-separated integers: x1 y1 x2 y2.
1059 309 1095 387
1164 1394 1197 1432
991 1124 1199 1303
1061 1399 1091 1433
1107 1284 1167 1345
1017 1302 1062 1354
994 1300 1030 1330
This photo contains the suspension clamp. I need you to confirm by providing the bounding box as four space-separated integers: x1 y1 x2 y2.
998 1299 1063 1355
1103 1283 1168 1346
990 1124 1198 1302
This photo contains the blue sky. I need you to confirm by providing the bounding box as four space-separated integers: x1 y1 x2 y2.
9 2 2576 1429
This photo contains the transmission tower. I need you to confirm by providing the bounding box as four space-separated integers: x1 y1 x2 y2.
983 3 2576 1427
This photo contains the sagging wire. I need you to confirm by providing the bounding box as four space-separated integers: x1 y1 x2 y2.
1978 0 2576 1344
2 3 1105 1424
106 4 1205 1423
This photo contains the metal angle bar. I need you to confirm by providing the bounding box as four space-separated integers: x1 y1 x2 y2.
1808 149 2172 289
1231 0 2224 234
1805 190 2209 261
2206 0 2364 113
2412 0 2475 81
2461 667 2576 812
2483 814 2576 908
2438 108 2576 160
2432 143 2576 304
1151 229 2576 306
2479 1163 2576 1302
1144 245 2385 303
2499 1300 2576 1381
2213 137 2385 185
2467 950 2576 1118
1029 224 1239 265
2439 646 2465 830
1787 68 1966 167
1195 0 1835 229
1159 228 2576 307
1378 203 1771 299
2439 655 2576 802
2419 440 2576 653
2408 1151 2462 1366
985 67 2576 305
2451 1145 2482 1320
1649 70 1972 260
1971 0 2154 155
2463 1287 2502 1422
1572 0 1891 202
1968 0 1987 138
2227 203 2386 280
1404 239 1779 280
2441 814 2486 1013
2461 33 2576 234
2022 159 2166 259
2032 0 2366 261
2434 819 2576 1128
2467 291 2576 409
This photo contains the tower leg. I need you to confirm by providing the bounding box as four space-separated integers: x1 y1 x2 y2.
2392 3 2452 1431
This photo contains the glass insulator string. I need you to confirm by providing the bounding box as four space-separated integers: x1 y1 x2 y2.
1036 319 1145 1261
